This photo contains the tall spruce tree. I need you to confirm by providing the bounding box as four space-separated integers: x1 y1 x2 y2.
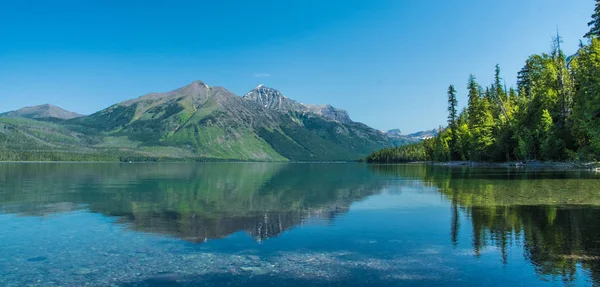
467 74 480 128
517 59 533 100
585 0 600 38
494 64 505 101
551 30 572 130
447 85 459 160
493 64 510 121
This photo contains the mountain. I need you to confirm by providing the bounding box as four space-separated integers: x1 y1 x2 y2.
385 128 438 146
386 129 402 137
241 84 389 160
1 104 83 120
1 81 392 161
406 129 438 140
243 85 352 123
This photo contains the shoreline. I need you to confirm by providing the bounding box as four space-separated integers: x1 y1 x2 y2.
1 160 599 171
432 160 600 171
0 160 357 164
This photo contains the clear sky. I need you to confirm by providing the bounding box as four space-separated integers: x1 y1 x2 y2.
0 0 594 133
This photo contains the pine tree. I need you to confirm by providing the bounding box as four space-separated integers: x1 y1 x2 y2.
494 64 505 102
467 74 481 128
517 59 533 100
552 30 571 128
508 88 517 103
584 0 600 38
492 64 510 121
447 85 459 160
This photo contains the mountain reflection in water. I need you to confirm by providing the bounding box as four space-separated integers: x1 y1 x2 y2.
0 163 385 242
1 163 600 286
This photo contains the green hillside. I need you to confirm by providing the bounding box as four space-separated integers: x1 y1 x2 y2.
1 81 394 162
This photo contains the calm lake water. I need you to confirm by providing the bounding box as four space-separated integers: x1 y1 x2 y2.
1 163 599 286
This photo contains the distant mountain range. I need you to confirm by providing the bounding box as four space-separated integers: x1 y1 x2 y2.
384 128 438 146
0 104 83 120
402 129 438 140
0 81 433 161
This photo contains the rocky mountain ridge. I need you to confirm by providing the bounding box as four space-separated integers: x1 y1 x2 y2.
243 85 352 124
0 80 402 161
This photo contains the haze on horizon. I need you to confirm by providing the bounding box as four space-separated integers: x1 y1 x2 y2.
0 0 593 133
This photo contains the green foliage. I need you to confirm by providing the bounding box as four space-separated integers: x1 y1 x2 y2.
447 85 459 160
433 130 451 162
77 104 137 132
467 74 481 127
258 113 389 161
585 0 600 38
369 4 600 163
571 38 600 160
364 143 428 163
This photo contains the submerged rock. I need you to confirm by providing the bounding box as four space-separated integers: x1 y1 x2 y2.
240 266 269 275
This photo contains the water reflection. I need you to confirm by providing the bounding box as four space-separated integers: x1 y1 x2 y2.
0 163 385 242
372 164 600 286
2 163 600 286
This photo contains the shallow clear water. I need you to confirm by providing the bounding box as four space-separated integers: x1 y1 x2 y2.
1 163 599 286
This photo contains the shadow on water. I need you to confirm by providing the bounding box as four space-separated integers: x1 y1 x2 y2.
371 164 600 286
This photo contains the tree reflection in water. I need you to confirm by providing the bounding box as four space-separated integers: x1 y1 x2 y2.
372 164 600 286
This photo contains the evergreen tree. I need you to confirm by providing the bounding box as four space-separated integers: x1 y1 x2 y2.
433 131 451 162
517 59 534 100
468 87 496 161
467 74 481 128
584 0 600 38
571 38 600 160
492 64 510 121
457 108 472 160
552 30 572 128
494 64 506 102
366 2 600 164
447 85 459 160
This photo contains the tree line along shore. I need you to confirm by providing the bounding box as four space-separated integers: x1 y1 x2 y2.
367 1 600 166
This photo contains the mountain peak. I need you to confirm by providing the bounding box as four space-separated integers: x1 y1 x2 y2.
243 87 352 124
190 80 209 88
304 104 352 124
243 85 299 111
1 104 83 120
386 129 402 136
252 84 277 92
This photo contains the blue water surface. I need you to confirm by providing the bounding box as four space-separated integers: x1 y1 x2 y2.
0 163 598 286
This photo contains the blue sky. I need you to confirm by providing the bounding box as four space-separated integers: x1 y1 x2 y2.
0 0 594 133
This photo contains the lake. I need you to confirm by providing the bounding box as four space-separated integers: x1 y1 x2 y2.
1 163 599 286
